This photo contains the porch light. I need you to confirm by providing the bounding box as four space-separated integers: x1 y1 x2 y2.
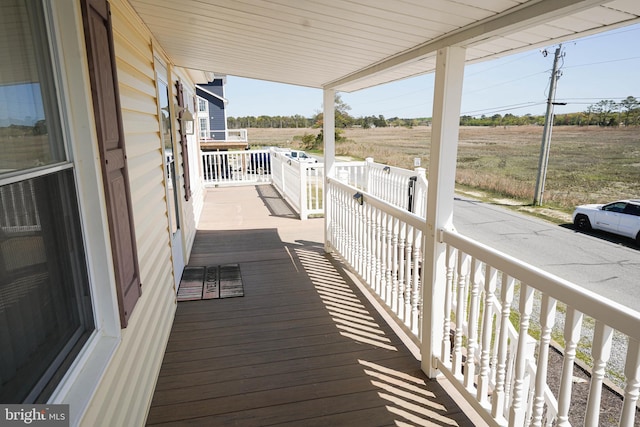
353 192 363 205
175 105 195 135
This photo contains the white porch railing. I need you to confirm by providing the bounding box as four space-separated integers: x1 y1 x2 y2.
327 177 424 336
269 151 324 219
200 129 248 142
0 180 41 233
202 149 272 186
198 149 640 425
362 158 428 218
201 149 427 220
325 176 640 427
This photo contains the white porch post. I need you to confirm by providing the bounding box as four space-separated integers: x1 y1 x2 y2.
421 46 466 377
323 88 336 253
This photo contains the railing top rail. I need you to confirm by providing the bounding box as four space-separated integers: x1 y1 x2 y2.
368 160 422 178
442 228 640 339
202 149 269 155
327 176 425 230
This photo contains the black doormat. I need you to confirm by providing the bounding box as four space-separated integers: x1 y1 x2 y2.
177 264 244 301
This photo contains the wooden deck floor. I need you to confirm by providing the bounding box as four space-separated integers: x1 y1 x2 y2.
147 185 474 426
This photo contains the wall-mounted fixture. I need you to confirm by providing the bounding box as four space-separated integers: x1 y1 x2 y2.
353 192 363 206
175 105 195 135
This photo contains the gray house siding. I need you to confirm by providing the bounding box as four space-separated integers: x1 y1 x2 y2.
196 80 226 140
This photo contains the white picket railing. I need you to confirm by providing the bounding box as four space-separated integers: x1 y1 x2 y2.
326 177 424 336
324 176 640 427
201 149 271 186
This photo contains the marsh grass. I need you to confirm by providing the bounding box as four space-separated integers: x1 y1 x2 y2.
247 125 640 211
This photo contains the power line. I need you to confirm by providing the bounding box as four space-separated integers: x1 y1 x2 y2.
461 101 546 116
465 51 540 77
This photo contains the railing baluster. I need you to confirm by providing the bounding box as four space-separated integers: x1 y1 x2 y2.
374 208 382 295
531 294 557 427
441 244 455 368
556 307 584 427
391 217 400 313
620 338 640 427
366 203 374 286
509 283 535 426
411 228 422 336
585 321 613 427
403 225 413 326
477 265 497 405
492 274 515 421
397 221 407 319
385 213 393 305
452 251 469 378
465 257 483 391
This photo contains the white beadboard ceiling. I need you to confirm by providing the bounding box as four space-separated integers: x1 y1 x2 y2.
129 0 640 92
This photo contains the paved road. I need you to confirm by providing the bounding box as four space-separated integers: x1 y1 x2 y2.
452 196 640 312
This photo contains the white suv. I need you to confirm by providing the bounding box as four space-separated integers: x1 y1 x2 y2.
572 199 640 245
285 150 317 164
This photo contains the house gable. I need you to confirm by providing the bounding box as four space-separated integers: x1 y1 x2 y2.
196 80 227 140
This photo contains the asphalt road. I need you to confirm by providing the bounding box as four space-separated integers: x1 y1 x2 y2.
452 196 640 312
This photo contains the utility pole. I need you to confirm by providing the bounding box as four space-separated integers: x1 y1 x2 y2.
533 45 564 206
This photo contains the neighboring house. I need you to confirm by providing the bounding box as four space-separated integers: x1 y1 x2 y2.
196 78 227 141
1 0 202 425
196 78 248 151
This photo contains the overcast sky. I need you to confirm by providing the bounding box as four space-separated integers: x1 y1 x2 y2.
224 23 640 119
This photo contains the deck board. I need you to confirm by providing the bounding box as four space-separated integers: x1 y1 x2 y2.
147 185 473 426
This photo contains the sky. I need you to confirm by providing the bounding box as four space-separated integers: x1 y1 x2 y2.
224 23 640 119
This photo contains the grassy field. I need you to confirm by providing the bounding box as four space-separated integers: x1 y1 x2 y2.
246 125 640 213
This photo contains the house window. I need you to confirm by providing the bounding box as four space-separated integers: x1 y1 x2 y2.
0 0 94 403
199 117 209 139
198 98 207 112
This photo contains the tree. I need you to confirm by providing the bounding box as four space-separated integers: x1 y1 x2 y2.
592 100 618 127
619 96 639 126
313 93 354 128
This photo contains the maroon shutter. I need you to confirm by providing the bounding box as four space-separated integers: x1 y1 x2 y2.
81 0 141 327
175 81 192 201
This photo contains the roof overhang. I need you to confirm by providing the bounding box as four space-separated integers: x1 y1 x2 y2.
129 0 640 92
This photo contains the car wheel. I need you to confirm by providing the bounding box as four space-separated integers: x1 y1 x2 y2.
636 232 640 247
574 214 592 231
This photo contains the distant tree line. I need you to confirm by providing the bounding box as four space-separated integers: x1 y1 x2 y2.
228 95 639 129
0 121 47 136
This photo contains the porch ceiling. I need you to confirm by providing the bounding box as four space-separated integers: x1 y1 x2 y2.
129 0 640 92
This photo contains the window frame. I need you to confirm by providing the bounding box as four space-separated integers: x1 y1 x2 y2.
34 2 124 423
198 97 207 113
